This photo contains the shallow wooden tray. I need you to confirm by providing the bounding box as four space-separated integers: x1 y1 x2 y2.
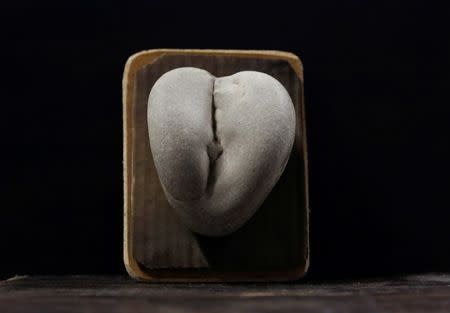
123 49 309 282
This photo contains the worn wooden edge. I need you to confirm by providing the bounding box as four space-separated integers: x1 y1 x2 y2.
123 49 309 282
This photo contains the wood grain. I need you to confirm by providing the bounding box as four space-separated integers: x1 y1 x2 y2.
123 50 309 281
2 274 450 313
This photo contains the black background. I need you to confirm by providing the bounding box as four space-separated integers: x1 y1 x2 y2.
0 0 449 280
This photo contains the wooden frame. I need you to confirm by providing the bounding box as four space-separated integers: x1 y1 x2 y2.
123 49 309 282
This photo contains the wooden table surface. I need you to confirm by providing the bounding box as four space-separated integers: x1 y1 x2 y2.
0 274 449 312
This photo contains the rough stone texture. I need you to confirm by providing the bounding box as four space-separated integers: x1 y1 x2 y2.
148 68 296 236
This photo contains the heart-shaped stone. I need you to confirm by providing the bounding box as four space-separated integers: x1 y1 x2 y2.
148 67 296 236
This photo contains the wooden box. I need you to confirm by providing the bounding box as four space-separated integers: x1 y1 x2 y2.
123 49 309 282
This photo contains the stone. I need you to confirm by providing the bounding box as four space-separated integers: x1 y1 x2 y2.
147 67 296 236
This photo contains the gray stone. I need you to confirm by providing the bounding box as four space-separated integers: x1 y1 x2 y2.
148 67 296 236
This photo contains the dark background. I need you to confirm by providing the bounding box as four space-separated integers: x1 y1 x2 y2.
0 0 449 280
